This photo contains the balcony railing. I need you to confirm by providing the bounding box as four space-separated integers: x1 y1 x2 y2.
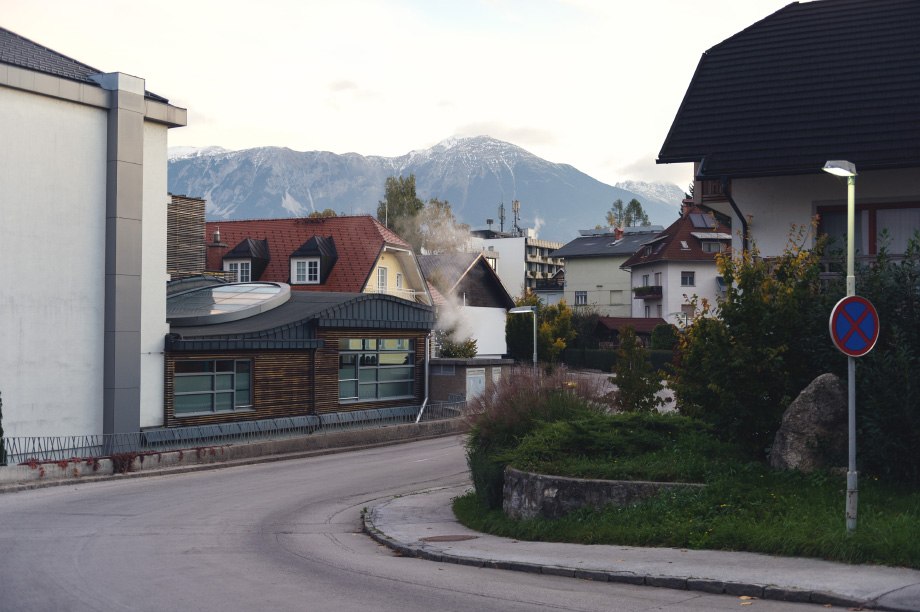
633 285 663 300
365 286 428 303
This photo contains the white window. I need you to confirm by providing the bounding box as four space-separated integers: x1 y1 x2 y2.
656 304 662 317
396 273 403 289
654 272 661 285
642 274 650 287
377 267 388 293
702 241 723 253
680 303 695 323
225 260 251 283
681 271 695 286
575 291 587 305
291 258 320 284
644 305 651 318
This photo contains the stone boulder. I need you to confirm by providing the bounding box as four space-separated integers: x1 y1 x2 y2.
770 373 847 472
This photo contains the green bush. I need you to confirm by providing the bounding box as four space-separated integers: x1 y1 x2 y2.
465 367 603 508
650 323 678 350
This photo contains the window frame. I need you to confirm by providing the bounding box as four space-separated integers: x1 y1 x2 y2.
574 290 587 306
680 270 695 287
338 338 415 403
224 260 251 283
291 257 321 285
173 359 252 416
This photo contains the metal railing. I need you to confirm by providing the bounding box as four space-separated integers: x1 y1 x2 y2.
1 401 468 466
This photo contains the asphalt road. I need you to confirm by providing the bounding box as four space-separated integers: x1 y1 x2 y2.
0 435 840 611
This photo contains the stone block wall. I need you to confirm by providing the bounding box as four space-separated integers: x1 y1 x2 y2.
503 466 704 520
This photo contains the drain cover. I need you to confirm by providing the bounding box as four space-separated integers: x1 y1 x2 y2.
420 535 479 542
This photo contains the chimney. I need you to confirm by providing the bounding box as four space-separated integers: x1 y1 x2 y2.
615 227 624 240
213 226 221 244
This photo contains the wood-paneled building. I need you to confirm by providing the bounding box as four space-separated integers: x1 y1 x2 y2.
165 283 434 428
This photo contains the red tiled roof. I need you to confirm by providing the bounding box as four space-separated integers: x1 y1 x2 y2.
620 208 731 269
205 216 412 292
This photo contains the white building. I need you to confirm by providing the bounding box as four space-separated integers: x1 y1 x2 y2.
621 209 731 325
0 28 186 436
657 0 920 260
470 229 563 300
551 226 664 316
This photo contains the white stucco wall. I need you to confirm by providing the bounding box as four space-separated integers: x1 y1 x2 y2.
139 121 169 429
461 306 507 357
630 261 721 325
714 170 920 257
563 257 632 316
0 87 107 437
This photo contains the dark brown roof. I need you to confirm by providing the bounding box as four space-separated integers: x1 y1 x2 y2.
418 252 515 309
597 317 667 335
657 0 920 178
621 208 731 269
0 26 169 102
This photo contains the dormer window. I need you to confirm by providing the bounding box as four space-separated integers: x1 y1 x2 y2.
291 258 321 285
225 260 251 282
289 235 337 286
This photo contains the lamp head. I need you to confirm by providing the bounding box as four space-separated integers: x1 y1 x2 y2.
823 160 857 177
508 306 536 314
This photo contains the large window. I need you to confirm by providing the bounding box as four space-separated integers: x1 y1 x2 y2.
819 203 920 257
681 271 695 286
225 260 251 282
174 360 252 415
338 338 414 401
291 258 320 284
377 267 388 293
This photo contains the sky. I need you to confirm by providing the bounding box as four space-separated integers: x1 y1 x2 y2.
6 0 795 188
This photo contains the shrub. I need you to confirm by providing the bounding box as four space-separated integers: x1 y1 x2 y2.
439 335 478 358
465 367 604 508
650 323 678 350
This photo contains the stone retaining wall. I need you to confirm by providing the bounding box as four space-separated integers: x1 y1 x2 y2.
503 466 704 520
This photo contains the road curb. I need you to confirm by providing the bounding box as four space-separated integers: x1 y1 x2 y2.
0 421 466 495
362 491 889 611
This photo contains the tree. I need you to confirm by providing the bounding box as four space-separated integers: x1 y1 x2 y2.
416 197 470 254
613 327 664 413
505 294 576 364
377 175 424 233
307 208 338 218
606 198 650 228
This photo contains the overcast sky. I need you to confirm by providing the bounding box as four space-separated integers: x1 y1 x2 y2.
7 0 794 187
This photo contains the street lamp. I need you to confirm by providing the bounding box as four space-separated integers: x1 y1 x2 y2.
508 306 537 371
822 159 858 532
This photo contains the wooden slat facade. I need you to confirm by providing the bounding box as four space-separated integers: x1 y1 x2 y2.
167 195 207 279
164 329 428 426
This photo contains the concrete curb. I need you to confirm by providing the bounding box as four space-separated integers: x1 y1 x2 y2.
0 419 467 495
362 489 896 611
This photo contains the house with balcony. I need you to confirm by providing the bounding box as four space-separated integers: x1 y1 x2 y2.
657 0 920 260
551 226 664 316
621 208 731 324
204 217 432 306
0 27 186 438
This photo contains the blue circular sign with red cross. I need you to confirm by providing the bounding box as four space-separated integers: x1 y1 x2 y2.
829 296 879 357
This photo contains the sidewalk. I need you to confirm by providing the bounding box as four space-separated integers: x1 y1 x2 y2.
363 485 920 612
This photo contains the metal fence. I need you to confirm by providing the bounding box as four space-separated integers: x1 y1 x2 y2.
1 400 468 466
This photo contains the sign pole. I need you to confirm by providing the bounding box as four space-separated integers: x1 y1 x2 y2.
845 174 857 533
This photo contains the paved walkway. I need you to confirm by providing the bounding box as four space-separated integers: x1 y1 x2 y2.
364 485 920 612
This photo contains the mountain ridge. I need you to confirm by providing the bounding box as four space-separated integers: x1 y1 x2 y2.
167 136 683 242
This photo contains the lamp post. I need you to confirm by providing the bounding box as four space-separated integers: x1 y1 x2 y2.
508 306 537 372
822 159 858 532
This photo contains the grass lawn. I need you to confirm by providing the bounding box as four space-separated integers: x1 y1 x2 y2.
459 413 920 569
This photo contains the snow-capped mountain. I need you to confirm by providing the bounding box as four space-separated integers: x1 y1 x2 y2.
615 180 687 210
167 136 678 243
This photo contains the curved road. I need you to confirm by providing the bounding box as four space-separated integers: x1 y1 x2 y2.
0 435 835 611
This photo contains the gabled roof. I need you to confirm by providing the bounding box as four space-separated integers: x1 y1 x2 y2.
0 26 169 102
205 216 412 292
657 0 920 178
418 252 515 309
621 208 731 269
551 226 665 259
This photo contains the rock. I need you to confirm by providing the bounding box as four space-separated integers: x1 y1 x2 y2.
770 373 847 472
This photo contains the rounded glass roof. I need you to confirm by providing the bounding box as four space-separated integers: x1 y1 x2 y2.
167 282 291 326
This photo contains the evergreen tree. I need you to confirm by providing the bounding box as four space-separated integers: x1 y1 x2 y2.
606 198 651 227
